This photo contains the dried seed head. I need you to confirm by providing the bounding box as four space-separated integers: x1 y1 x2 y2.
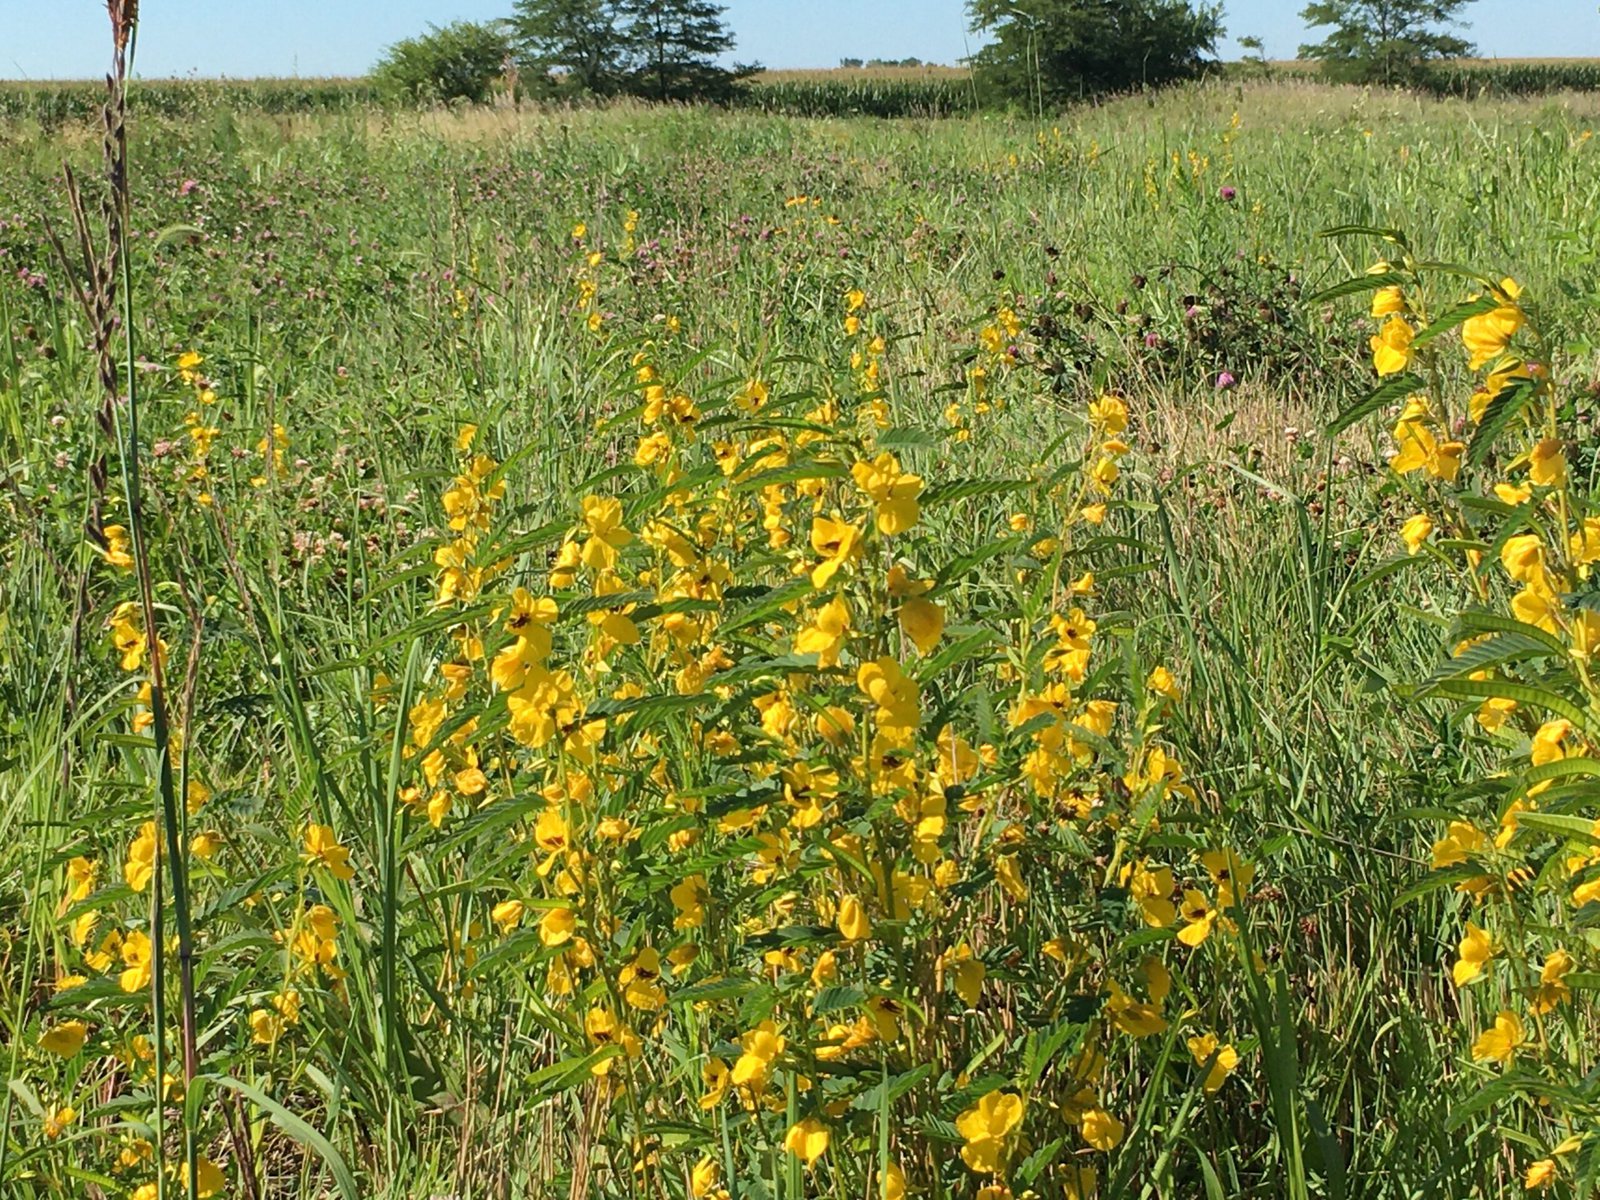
107 0 138 50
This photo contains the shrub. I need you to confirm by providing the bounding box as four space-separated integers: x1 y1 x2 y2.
371 21 512 106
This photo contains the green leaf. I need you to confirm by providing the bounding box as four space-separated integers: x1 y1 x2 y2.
848 1063 933 1111
1452 610 1570 659
1521 757 1600 788
1516 812 1600 844
1351 552 1430 594
915 629 1001 682
1325 373 1425 437
206 1075 359 1200
923 477 1034 507
811 984 866 1014
930 536 1023 595
1316 224 1410 248
731 460 848 494
1305 270 1409 306
875 426 944 452
1423 678 1598 736
1467 379 1538 467
1413 293 1502 346
1419 632 1555 690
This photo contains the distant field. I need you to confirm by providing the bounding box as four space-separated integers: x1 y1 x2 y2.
4 57 1600 126
753 65 971 83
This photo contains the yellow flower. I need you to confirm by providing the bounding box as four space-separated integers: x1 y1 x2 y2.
1524 1159 1558 1190
125 821 158 892
1530 719 1572 767
699 1056 732 1109
795 595 851 666
1370 285 1405 317
1461 278 1523 369
1452 922 1493 986
1370 316 1414 376
942 942 986 1006
1533 949 1573 1014
249 1008 283 1045
1470 1009 1525 1066
994 853 1028 903
1176 888 1216 947
584 1006 640 1075
1125 860 1176 927
857 656 921 736
809 516 862 589
491 899 525 934
691 1157 720 1198
1387 397 1436 475
851 452 923 535
43 1104 76 1139
1400 513 1433 554
1430 821 1485 869
1528 438 1567 487
785 1116 830 1166
180 1156 226 1198
883 1161 907 1200
1146 665 1181 700
539 906 575 947
120 929 153 994
64 855 97 904
578 495 633 571
1186 1032 1240 1092
1106 982 1166 1037
185 778 211 815
619 947 666 1011
98 524 135 570
671 875 707 928
1081 1107 1124 1151
39 1019 89 1057
303 823 354 881
731 1020 785 1092
956 1089 1025 1174
899 595 945 654
836 894 871 941
1089 393 1129 434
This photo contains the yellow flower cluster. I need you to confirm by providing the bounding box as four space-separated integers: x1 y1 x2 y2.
1339 234 1597 1191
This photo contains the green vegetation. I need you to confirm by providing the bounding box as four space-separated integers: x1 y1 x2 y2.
967 0 1225 106
1299 0 1475 86
507 0 754 102
5 56 1600 1200
371 20 514 105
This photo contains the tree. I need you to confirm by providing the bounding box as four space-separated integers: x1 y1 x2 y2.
510 0 631 96
1298 0 1475 86
619 0 756 103
968 0 1224 108
372 21 513 105
511 0 755 101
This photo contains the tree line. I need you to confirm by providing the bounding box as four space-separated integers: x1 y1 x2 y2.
374 0 1483 109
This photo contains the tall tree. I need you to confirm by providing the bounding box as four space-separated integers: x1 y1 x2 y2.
619 0 752 103
1298 0 1476 86
967 0 1224 109
510 0 631 96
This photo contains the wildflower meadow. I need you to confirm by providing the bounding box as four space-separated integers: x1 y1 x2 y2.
6 11 1600 1200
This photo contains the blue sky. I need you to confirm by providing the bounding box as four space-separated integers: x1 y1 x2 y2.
5 1 1598 79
